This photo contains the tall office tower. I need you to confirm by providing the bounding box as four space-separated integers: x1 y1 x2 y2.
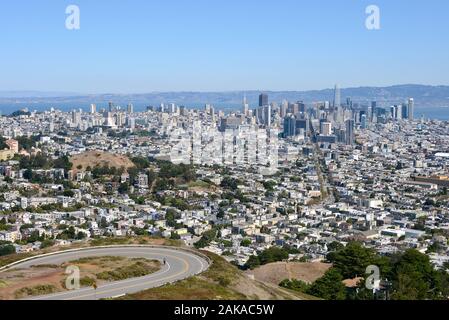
346 97 353 108
296 118 310 135
264 104 272 127
90 104 97 114
396 104 403 120
242 94 249 115
127 117 136 131
361 114 367 129
298 101 306 113
115 112 126 127
127 103 134 114
359 110 367 123
390 105 394 119
168 103 176 114
259 93 268 107
72 109 81 126
108 101 114 112
321 122 332 136
290 103 300 115
401 102 409 119
345 119 355 145
333 84 341 108
279 102 288 118
283 115 296 137
408 98 415 121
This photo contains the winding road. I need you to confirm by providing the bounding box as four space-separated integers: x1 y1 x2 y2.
0 246 210 300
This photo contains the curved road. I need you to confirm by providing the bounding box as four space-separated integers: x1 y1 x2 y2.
3 246 209 300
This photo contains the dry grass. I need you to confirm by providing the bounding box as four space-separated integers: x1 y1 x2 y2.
70 150 135 173
246 261 332 285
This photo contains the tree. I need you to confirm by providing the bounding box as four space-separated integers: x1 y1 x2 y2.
118 183 130 194
244 255 261 270
170 232 181 240
307 268 347 300
391 249 433 300
328 241 344 252
194 228 218 249
0 244 15 256
258 247 289 265
220 177 239 190
63 189 75 197
100 217 109 228
279 279 309 292
327 242 387 279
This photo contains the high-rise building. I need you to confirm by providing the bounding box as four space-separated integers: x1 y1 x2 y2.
283 115 296 137
320 122 332 136
401 102 409 119
90 104 97 114
72 109 81 126
296 118 309 136
108 101 114 112
346 97 352 108
259 93 268 107
280 100 288 118
396 104 403 120
242 94 249 115
361 114 367 129
264 105 271 127
333 84 341 108
345 119 355 145
127 103 134 114
408 98 414 121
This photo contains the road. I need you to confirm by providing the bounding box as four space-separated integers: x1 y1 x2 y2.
4 246 209 300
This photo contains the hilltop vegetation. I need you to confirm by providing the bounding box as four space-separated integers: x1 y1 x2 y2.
279 242 449 300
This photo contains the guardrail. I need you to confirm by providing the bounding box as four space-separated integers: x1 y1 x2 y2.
0 245 212 273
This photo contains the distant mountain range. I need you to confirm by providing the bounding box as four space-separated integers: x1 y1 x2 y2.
1 85 449 112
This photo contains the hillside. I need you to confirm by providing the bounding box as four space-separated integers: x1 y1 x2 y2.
119 252 318 300
70 150 135 173
245 261 332 286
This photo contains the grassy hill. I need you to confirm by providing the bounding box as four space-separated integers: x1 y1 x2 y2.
70 150 135 173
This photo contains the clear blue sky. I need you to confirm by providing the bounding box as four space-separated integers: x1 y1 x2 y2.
0 0 448 93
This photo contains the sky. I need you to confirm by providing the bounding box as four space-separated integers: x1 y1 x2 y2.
0 0 448 93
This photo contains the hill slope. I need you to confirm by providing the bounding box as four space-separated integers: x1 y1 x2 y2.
70 150 135 173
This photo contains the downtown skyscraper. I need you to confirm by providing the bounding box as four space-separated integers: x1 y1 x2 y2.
259 93 268 107
408 98 415 121
333 84 341 108
345 119 355 145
